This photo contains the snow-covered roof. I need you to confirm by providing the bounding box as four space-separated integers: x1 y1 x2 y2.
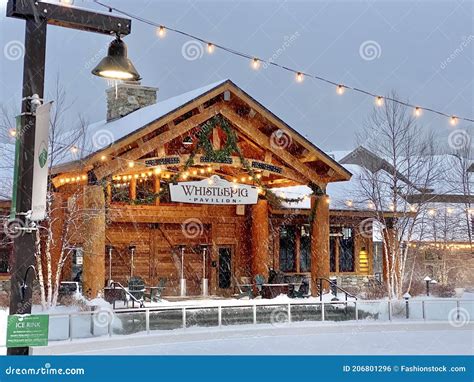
84 79 229 153
274 147 473 214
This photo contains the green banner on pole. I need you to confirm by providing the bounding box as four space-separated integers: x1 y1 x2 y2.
7 314 49 348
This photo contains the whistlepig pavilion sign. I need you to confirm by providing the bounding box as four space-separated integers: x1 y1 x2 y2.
170 175 258 205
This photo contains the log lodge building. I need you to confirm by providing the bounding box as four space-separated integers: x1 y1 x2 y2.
2 79 386 299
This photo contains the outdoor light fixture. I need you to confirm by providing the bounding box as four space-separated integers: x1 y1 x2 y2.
92 35 141 81
182 136 193 146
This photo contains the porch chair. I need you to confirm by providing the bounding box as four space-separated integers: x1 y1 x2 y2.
144 278 167 302
128 276 146 307
233 277 253 299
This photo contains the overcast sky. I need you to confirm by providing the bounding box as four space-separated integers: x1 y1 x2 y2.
0 0 472 152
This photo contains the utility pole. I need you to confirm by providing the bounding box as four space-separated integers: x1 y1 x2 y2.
6 0 132 355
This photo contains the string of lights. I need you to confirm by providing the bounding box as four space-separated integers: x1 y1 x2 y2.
93 0 474 125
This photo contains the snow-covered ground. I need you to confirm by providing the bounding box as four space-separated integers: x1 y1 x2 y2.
1 292 473 355
32 321 473 355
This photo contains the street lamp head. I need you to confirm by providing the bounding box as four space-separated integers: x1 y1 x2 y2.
423 276 432 282
92 35 140 81
430 280 438 284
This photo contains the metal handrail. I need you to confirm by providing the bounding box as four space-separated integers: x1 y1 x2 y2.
39 298 474 343
317 277 358 301
110 281 145 308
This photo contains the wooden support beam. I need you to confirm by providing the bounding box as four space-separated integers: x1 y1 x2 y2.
154 175 161 206
82 185 106 298
220 106 325 187
94 104 222 179
310 194 330 296
129 177 137 201
226 84 351 182
7 0 131 35
251 199 270 278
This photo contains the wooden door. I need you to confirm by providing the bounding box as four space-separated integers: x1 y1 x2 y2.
217 246 233 296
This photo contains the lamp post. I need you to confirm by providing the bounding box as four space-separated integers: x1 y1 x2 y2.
128 245 136 278
424 276 432 296
105 245 113 286
179 245 186 296
6 0 137 356
201 245 208 297
403 292 411 319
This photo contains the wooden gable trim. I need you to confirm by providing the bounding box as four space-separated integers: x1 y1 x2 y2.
93 104 222 179
220 105 325 188
223 82 351 182
52 83 229 176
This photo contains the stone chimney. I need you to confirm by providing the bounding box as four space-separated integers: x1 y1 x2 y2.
106 81 158 121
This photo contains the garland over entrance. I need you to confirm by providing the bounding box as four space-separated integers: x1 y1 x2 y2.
112 114 319 212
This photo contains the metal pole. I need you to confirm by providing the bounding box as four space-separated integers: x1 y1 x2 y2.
130 247 135 278
108 246 113 284
180 246 186 297
8 16 47 356
426 280 430 296
319 278 323 302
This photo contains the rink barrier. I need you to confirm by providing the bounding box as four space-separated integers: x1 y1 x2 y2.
34 298 473 342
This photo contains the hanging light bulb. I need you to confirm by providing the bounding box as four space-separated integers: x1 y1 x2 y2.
375 96 384 106
8 129 16 137
154 167 162 175
336 84 345 95
450 116 458 126
414 107 422 117
207 43 215 54
128 161 134 168
252 58 260 70
101 155 107 161
296 72 304 83
157 25 166 38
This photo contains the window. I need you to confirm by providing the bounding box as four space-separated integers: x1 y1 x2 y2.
278 224 311 273
299 225 311 272
339 228 355 272
279 225 296 272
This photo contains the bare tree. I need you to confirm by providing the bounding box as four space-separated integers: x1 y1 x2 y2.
356 92 441 299
1 75 90 309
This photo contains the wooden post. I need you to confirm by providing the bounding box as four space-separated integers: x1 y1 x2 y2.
154 175 161 206
310 194 330 296
130 178 137 201
251 199 269 279
82 185 106 298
